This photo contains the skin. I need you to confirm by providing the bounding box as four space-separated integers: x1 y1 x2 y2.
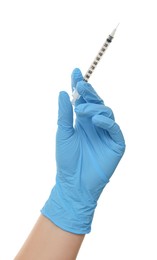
14 214 85 260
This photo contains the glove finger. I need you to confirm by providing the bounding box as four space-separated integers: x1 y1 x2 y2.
71 68 84 92
71 68 86 106
92 115 125 147
57 91 74 137
76 80 104 105
75 103 115 120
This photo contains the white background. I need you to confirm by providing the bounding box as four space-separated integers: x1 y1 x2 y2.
0 0 157 259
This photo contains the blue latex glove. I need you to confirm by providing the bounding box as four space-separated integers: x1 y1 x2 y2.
41 68 125 234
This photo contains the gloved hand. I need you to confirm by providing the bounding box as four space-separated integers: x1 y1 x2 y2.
41 68 125 234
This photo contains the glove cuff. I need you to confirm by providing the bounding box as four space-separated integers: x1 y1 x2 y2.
41 185 97 234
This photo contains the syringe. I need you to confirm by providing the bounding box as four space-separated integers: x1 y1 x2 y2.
71 24 119 105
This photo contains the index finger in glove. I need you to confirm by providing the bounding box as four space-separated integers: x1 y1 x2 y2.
76 80 104 105
71 68 86 106
71 68 84 92
71 68 104 105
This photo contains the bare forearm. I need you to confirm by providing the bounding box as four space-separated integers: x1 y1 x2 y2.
14 215 85 260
